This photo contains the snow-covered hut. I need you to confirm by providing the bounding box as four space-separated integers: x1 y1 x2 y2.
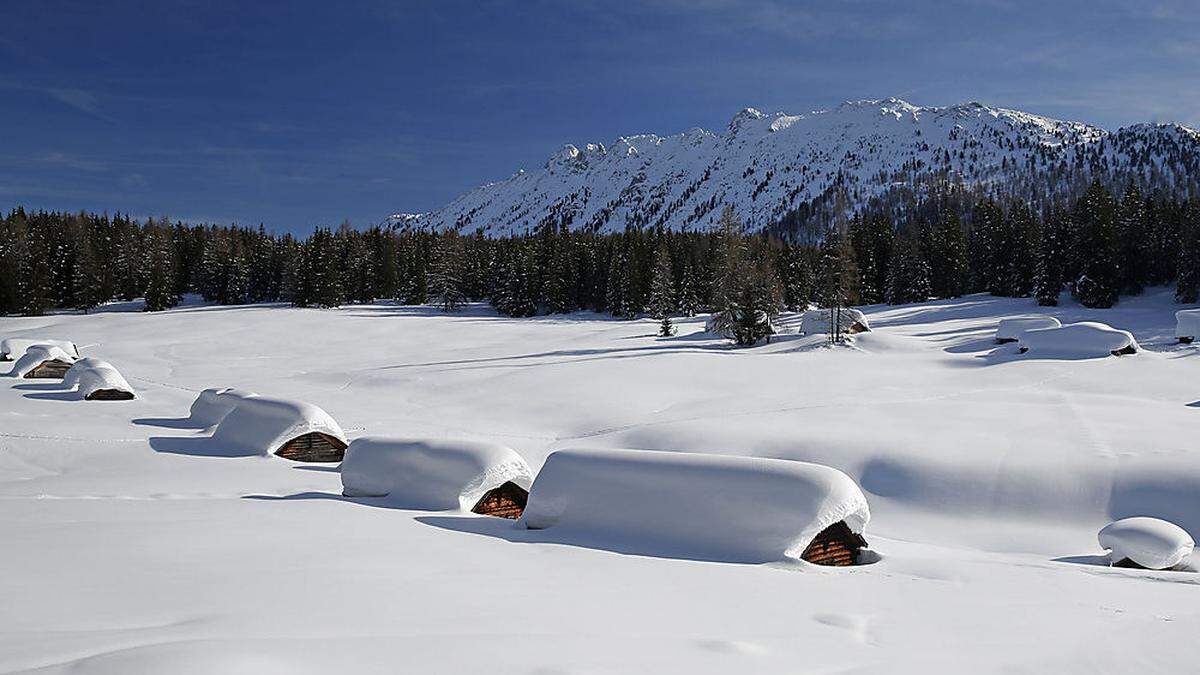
995 316 1061 344
1017 321 1139 357
519 448 871 565
1098 517 1194 570
800 308 870 335
10 344 77 379
341 437 533 518
188 387 260 427
210 396 348 462
62 358 135 400
0 338 79 362
1175 309 1200 344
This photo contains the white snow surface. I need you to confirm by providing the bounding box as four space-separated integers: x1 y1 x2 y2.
1018 321 1139 358
0 337 79 360
187 387 260 427
8 344 76 378
519 448 869 563
1176 309 1200 340
996 315 1061 342
1098 517 1194 570
210 395 347 458
340 437 532 509
799 307 870 335
2 288 1200 673
62 358 135 399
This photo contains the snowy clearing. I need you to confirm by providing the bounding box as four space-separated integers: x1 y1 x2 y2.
1 288 1199 674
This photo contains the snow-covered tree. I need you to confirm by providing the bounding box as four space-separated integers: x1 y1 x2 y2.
428 231 467 312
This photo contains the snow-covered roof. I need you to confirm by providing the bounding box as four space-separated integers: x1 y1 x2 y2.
1098 517 1194 570
1017 321 1138 358
9 344 77 378
63 358 135 400
1175 309 1200 340
1 338 79 360
518 448 870 564
800 308 870 335
996 316 1061 342
188 387 260 427
340 437 533 510
210 396 346 458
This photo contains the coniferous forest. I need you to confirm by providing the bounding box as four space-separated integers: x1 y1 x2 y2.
2 180 1198 344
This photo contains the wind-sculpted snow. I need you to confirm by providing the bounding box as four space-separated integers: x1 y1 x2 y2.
409 98 1200 235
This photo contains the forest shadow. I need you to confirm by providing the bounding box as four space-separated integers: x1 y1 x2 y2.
133 416 207 429
417 514 783 565
149 434 257 458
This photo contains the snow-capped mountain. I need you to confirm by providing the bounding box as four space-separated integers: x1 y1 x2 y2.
408 98 1200 236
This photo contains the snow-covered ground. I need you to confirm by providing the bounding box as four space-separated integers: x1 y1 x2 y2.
2 289 1198 674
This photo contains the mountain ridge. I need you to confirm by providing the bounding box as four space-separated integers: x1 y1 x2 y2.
394 98 1200 236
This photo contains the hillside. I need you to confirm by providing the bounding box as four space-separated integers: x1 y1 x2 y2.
401 99 1200 236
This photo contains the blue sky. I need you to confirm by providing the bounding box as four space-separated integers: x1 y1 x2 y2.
2 0 1198 234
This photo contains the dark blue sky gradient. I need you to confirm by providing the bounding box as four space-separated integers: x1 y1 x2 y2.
2 1 1198 233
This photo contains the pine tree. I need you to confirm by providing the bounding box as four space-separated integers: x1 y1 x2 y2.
677 258 702 317
1033 210 1064 307
308 227 345 308
71 222 106 313
1176 202 1200 304
428 231 467 312
143 227 180 312
1072 181 1121 309
18 219 53 316
605 240 637 318
1005 202 1039 298
929 210 968 299
707 206 748 340
778 244 814 311
647 240 675 320
1117 185 1149 295
886 233 931 304
816 226 860 307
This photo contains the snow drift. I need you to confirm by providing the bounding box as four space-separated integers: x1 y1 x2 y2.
1098 517 1194 570
189 387 260 427
1176 309 1200 342
340 437 533 510
518 448 870 563
9 344 76 378
995 316 1061 343
800 308 870 335
210 396 347 458
0 337 79 361
62 358 135 400
1017 321 1138 358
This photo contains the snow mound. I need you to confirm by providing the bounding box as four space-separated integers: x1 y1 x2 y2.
62 358 135 400
995 316 1061 343
800 308 870 335
340 437 533 510
1 338 79 361
189 387 260 427
1175 309 1200 341
1098 517 1194 570
210 396 346 458
518 448 870 563
1017 321 1138 357
9 344 77 378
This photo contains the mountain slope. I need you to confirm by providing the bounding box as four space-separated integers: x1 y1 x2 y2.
404 98 1200 236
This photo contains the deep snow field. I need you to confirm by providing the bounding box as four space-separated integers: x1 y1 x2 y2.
2 289 1199 674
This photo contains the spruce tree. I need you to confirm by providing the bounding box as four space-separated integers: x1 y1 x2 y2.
18 220 53 316
71 223 106 313
886 233 931 305
143 228 180 312
708 206 747 340
1072 181 1121 309
1117 185 1148 295
1033 210 1064 307
647 241 676 336
1176 202 1200 304
929 210 968 299
428 231 467 312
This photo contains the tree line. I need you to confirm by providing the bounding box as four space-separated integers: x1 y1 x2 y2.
1 180 1197 345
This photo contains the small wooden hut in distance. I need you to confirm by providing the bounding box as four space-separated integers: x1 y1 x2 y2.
10 344 77 379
